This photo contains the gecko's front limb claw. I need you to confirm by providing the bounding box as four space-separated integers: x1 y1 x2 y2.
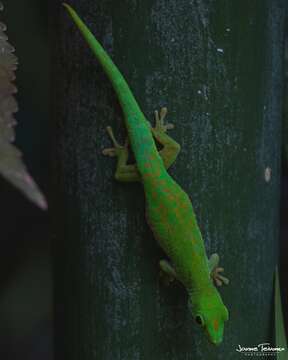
159 259 177 286
154 107 174 133
151 107 180 169
102 126 128 157
209 253 229 287
102 126 140 182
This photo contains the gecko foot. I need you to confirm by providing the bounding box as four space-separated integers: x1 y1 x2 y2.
159 259 177 286
102 126 128 157
154 107 174 133
209 253 229 287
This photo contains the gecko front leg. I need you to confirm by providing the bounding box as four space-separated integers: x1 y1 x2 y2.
152 107 181 169
208 253 229 287
102 126 141 182
103 108 181 182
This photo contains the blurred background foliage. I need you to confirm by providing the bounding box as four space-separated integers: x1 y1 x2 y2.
0 1 51 359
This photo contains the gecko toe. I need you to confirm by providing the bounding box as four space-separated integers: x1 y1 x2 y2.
102 148 117 157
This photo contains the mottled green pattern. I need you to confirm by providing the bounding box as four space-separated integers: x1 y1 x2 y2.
64 3 228 345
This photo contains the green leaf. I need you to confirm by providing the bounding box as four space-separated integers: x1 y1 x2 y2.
275 267 288 360
0 3 47 209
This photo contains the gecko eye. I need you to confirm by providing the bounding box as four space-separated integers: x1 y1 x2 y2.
195 315 204 326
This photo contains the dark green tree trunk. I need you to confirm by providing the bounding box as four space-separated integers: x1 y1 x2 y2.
52 1 285 359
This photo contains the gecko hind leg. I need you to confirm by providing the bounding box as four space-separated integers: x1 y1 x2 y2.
208 253 229 287
159 259 177 286
102 126 140 182
152 107 181 169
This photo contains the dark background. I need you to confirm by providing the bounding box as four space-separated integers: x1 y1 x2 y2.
0 0 287 359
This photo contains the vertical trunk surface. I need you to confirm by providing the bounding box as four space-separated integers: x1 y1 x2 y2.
53 1 285 359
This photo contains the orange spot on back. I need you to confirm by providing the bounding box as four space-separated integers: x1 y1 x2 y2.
213 319 219 332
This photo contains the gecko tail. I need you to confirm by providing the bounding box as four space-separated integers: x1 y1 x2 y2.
63 3 141 120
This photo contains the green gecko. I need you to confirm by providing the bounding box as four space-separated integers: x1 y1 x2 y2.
64 3 229 345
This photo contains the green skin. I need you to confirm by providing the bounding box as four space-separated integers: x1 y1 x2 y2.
64 3 229 345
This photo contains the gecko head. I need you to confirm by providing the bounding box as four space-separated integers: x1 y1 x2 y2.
188 290 229 345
